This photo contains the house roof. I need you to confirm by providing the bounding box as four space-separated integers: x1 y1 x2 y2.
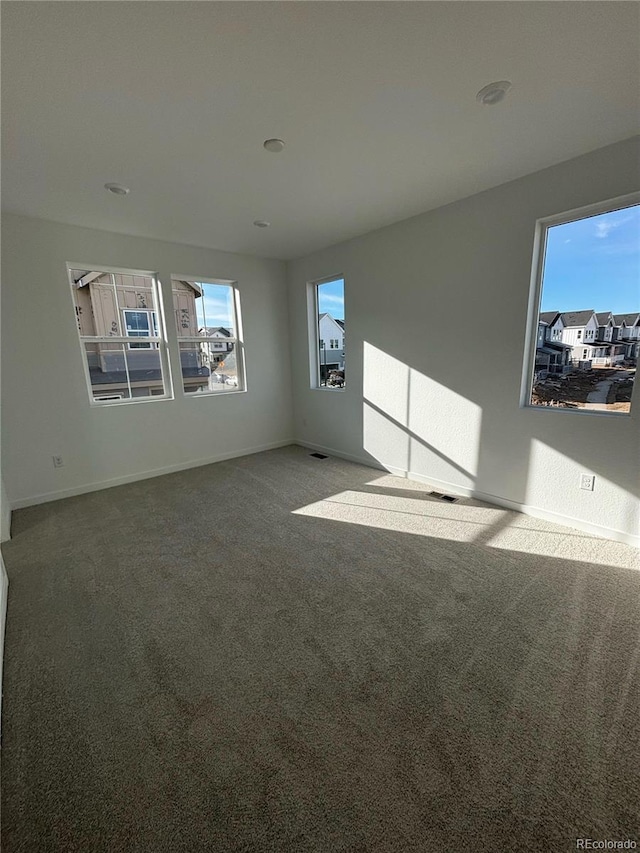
613 313 640 327
90 366 209 385
595 312 613 325
539 311 560 326
543 340 572 351
201 326 232 337
319 313 345 331
560 309 596 327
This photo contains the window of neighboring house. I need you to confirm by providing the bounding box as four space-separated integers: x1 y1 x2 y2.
523 194 639 415
309 277 346 389
123 309 158 349
68 266 171 405
171 276 244 395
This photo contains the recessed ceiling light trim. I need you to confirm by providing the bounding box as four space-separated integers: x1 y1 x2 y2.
476 80 512 106
104 182 130 195
263 138 285 153
253 220 270 228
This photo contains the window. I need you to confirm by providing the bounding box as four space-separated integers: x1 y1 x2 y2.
123 310 158 348
68 266 171 405
310 277 345 389
523 195 639 415
171 277 244 395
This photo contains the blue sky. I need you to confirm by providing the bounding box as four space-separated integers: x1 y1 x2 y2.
318 278 345 320
540 204 640 314
195 283 234 331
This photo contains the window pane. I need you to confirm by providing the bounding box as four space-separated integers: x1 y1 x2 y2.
317 278 345 388
69 268 169 403
172 277 242 395
124 309 156 348
84 342 166 402
529 204 639 414
178 342 241 393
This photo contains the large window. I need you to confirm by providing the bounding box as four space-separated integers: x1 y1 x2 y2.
171 277 244 395
68 266 171 404
523 196 639 415
311 277 345 389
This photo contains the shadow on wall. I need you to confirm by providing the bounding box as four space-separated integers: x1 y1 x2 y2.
357 341 638 535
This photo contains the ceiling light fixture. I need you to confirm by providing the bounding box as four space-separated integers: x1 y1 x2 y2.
104 182 130 195
476 81 512 106
253 220 270 228
263 138 285 153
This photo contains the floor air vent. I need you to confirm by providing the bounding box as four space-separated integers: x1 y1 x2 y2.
430 491 459 503
310 453 328 459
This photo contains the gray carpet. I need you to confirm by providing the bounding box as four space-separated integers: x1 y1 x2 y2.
1 445 639 852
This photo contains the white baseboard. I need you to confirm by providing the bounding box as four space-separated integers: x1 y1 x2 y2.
295 440 639 549
10 439 295 510
408 471 640 549
296 439 384 470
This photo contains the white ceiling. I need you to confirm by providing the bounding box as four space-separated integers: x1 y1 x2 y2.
2 2 638 260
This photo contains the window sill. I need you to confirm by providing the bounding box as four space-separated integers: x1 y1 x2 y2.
90 395 174 408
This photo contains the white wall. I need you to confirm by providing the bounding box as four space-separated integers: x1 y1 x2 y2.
1 215 294 507
288 137 640 545
0 478 9 542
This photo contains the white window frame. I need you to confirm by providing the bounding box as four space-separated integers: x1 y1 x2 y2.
171 275 246 397
307 274 346 391
122 308 159 349
520 191 639 417
67 263 173 407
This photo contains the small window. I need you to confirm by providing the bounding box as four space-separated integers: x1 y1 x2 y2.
310 277 345 389
171 277 244 395
68 266 171 405
523 196 639 415
123 309 158 349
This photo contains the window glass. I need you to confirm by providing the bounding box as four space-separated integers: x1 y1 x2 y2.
172 278 243 395
527 202 639 414
69 268 170 404
315 278 345 388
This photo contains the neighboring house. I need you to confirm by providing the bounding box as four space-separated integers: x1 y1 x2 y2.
614 313 640 362
539 311 565 342
596 312 614 342
318 313 345 380
559 309 606 366
199 326 235 368
72 272 209 397
535 312 572 376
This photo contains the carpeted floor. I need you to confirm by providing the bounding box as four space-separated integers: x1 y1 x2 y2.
1 445 639 852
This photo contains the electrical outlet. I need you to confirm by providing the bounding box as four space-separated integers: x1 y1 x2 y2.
580 473 595 491
52 455 64 468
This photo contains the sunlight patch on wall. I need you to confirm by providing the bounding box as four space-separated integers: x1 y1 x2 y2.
362 342 481 486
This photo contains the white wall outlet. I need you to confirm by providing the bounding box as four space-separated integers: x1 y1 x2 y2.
580 473 595 491
52 455 64 468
